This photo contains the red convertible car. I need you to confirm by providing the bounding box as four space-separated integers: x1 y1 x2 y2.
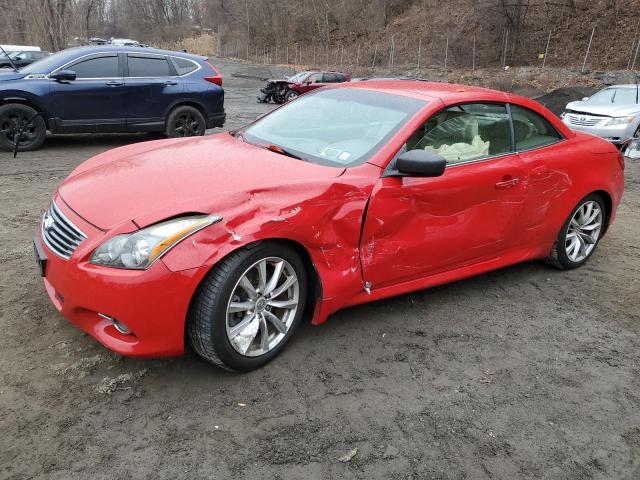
36 81 625 371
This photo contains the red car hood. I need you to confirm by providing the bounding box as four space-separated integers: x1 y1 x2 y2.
59 134 345 230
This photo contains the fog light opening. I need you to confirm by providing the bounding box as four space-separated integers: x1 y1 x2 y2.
98 313 132 335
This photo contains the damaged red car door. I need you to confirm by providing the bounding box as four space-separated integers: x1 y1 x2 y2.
359 102 528 289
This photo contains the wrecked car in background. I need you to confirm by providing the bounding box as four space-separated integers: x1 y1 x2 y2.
37 81 624 372
561 84 640 147
258 70 350 103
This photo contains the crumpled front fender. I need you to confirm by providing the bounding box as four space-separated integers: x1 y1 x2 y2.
160 167 378 306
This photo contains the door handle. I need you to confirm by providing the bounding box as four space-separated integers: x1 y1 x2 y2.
164 80 178 86
495 176 520 189
105 81 123 87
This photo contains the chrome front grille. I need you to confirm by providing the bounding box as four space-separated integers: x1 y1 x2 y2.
566 114 605 127
41 201 87 260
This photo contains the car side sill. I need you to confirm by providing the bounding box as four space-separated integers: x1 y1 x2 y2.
344 247 541 309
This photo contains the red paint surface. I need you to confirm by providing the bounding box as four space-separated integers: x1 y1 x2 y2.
287 71 351 95
39 81 625 357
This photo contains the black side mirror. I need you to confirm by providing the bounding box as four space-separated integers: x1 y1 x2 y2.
395 149 446 177
50 70 76 82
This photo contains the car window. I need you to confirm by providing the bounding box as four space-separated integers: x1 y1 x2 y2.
10 51 29 60
323 73 340 83
70 55 119 78
128 55 171 77
407 103 512 165
20 49 70 74
511 104 562 151
243 88 425 167
287 72 309 83
172 57 198 75
307 73 322 83
586 87 638 105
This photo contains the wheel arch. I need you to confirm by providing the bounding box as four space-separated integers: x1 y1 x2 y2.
268 238 323 323
592 189 613 235
184 238 324 347
540 186 617 261
164 99 208 123
0 96 49 123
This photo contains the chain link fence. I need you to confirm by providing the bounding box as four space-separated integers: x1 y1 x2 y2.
217 28 640 75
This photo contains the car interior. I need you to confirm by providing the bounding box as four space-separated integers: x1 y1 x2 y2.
405 103 561 164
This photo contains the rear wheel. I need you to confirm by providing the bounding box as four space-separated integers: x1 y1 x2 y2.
546 193 605 269
0 103 46 152
165 105 206 138
188 242 307 372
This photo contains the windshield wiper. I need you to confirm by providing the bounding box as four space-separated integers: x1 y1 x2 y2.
0 45 19 72
262 143 303 160
234 133 304 160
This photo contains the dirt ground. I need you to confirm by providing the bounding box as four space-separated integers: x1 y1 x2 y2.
1 59 639 480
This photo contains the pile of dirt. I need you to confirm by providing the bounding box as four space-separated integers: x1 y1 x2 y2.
534 86 598 115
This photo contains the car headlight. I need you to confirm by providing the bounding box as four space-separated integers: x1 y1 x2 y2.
606 116 635 126
90 214 222 269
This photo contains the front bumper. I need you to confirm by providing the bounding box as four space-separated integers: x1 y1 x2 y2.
562 118 637 144
37 200 204 357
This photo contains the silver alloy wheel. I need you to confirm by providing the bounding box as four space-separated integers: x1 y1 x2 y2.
565 201 603 263
225 257 300 357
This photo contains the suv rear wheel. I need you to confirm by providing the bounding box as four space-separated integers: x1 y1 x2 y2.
165 105 206 138
0 103 47 152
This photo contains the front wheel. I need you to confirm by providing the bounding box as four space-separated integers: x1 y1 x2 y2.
165 105 206 138
284 89 299 102
0 103 47 152
187 242 308 372
546 193 605 269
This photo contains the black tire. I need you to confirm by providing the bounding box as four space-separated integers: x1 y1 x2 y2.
187 242 308 372
165 105 206 138
0 103 47 152
284 89 299 102
546 193 606 270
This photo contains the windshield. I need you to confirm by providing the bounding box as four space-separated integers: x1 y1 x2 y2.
586 87 639 105
287 72 310 83
243 88 426 167
20 50 67 74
